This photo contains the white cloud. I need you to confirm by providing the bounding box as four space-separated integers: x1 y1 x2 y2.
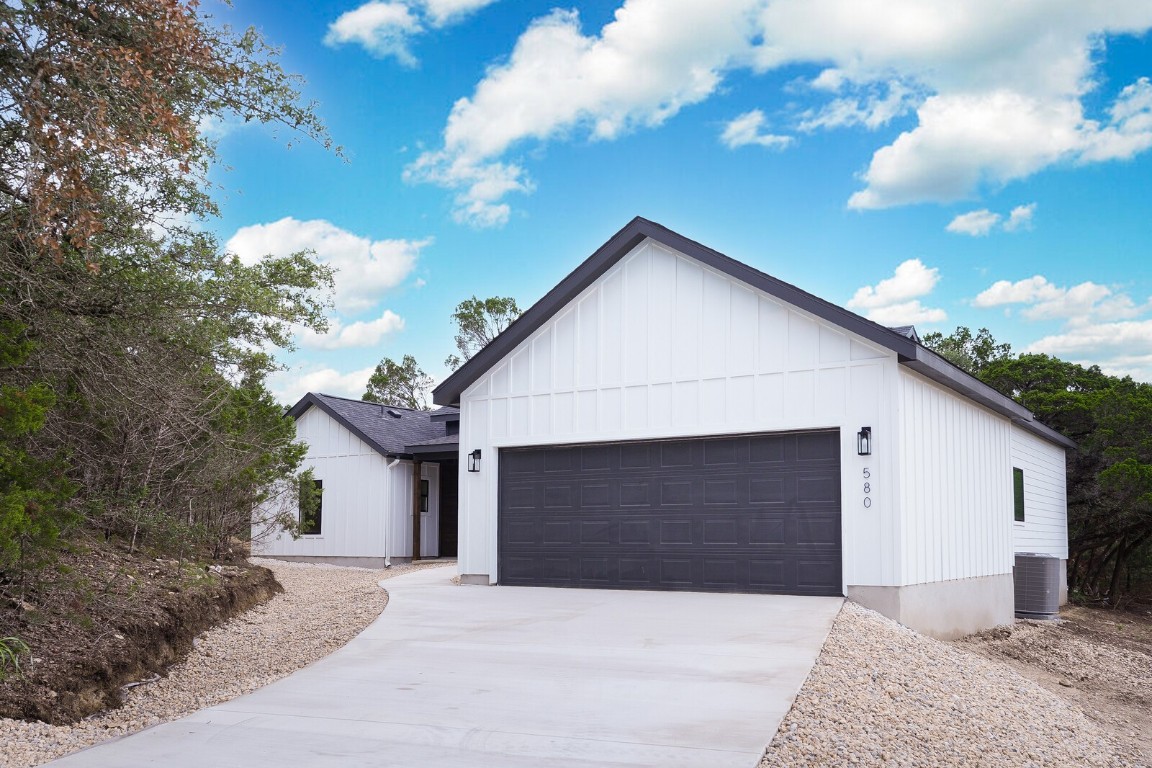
946 209 1000 236
325 2 422 65
298 310 405 350
846 91 1087 209
848 258 940 309
973 275 1150 324
798 80 918 131
847 258 946 325
1080 77 1152 162
720 110 793 149
946 203 1036 235
422 0 498 26
864 300 947 326
226 217 427 315
406 1 760 226
410 0 1152 222
269 365 377 404
1003 203 1036 232
324 0 498 64
1024 320 1152 382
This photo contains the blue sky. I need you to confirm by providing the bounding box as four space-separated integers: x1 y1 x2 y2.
206 0 1152 404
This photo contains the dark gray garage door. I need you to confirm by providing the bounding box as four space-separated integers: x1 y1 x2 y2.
498 431 842 596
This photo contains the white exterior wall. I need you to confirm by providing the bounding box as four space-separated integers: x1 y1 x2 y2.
458 239 903 588
1011 426 1068 558
255 407 440 558
896 369 1014 586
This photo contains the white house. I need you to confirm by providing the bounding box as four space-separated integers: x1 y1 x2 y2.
253 393 459 566
431 217 1073 640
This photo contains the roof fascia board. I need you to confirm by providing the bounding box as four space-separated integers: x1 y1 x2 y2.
405 446 460 460
429 411 460 423
286 393 391 458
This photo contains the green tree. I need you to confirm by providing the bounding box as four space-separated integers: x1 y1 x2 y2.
0 1 337 568
363 355 434 410
444 296 521 370
979 353 1152 603
0 323 76 572
921 326 1013 375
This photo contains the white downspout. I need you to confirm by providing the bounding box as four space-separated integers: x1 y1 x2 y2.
385 457 402 567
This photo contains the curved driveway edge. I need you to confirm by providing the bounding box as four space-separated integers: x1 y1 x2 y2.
46 567 842 768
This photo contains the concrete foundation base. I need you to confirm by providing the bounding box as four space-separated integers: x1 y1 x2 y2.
255 555 456 569
458 574 492 585
848 573 1015 640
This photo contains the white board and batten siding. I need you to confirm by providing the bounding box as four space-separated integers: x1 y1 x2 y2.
457 238 903 588
255 406 440 559
1011 426 1068 558
896 370 1015 586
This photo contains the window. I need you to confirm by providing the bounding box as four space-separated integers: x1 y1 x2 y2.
419 479 429 514
301 478 323 535
1013 467 1025 522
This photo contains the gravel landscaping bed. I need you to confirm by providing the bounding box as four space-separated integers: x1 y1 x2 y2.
761 602 1145 768
0 558 451 768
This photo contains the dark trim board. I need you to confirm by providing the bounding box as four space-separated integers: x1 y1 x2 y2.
431 217 1074 451
497 431 843 596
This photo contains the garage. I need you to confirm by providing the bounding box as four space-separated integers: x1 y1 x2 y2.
498 431 842 596
435 217 1075 638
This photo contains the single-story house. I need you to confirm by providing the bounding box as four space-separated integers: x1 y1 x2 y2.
430 216 1073 639
253 393 459 566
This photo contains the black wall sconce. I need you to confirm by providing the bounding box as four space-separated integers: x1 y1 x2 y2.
468 449 482 472
857 427 872 456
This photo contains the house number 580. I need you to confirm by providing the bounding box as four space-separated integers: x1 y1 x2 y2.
862 467 872 509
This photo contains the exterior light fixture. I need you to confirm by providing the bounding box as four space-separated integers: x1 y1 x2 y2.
857 427 872 456
468 449 482 472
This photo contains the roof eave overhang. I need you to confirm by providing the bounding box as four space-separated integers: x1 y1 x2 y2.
406 441 461 456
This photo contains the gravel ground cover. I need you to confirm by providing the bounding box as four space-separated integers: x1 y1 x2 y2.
761 601 1145 768
957 607 1152 763
0 558 451 768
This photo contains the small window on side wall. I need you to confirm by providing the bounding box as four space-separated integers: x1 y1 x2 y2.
301 478 323 535
1013 467 1025 522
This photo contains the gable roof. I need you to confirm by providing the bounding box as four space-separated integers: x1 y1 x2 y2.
287 392 459 458
432 216 1074 450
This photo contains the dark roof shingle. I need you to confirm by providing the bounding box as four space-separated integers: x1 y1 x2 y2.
287 393 459 457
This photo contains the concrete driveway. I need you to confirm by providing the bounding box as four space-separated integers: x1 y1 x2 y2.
48 566 842 768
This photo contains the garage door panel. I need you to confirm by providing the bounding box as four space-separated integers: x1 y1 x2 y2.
542 521 572 544
704 479 739 504
703 519 739 544
704 438 740 465
796 431 839 461
749 477 788 504
620 482 651 506
544 447 579 472
499 432 842 595
660 558 694 584
659 520 694 544
796 516 841 546
659 481 694 505
749 518 788 545
748 559 788 590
